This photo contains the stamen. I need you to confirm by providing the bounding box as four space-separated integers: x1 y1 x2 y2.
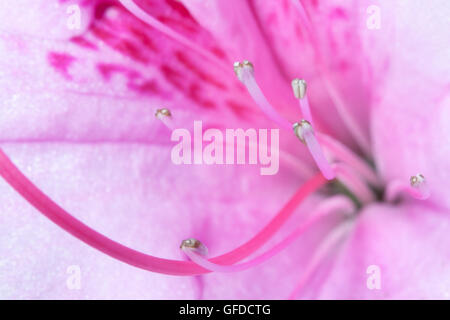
288 220 353 299
290 0 372 156
155 107 174 130
0 147 327 275
233 61 292 129
293 120 335 180
317 133 381 187
181 196 355 273
333 163 376 204
117 0 228 72
385 174 430 202
291 79 314 126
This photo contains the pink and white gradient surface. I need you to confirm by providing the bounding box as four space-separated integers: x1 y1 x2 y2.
0 0 449 299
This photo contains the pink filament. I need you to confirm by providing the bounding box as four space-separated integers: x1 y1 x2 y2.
298 95 314 127
240 70 292 129
117 0 228 71
302 128 336 180
385 180 430 202
288 220 353 299
182 196 354 273
241 69 335 179
0 148 327 275
318 133 380 187
156 114 175 131
292 0 372 156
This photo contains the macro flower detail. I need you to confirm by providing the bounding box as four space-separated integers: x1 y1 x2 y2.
0 0 449 300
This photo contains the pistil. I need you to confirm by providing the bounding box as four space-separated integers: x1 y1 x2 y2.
0 147 326 275
181 196 355 273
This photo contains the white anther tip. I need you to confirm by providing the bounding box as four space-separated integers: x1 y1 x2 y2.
410 174 430 200
293 120 313 144
233 61 242 74
233 60 254 82
180 238 208 256
155 108 172 118
410 174 426 187
242 60 254 69
291 78 307 99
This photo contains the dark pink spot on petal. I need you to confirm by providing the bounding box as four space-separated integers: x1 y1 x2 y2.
330 7 348 20
70 36 98 50
129 27 158 52
128 79 161 95
188 84 215 109
91 25 149 64
210 47 227 60
48 52 76 79
175 51 226 90
161 64 184 88
97 63 139 80
226 99 252 117
157 16 198 34
115 39 149 64
165 0 193 19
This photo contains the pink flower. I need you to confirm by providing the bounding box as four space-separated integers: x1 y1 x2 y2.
0 0 449 299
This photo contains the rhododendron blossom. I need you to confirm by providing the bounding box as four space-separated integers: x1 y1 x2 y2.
0 0 449 299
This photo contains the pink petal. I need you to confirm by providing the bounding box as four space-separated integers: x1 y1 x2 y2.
370 0 450 208
0 1 256 143
0 1 95 39
315 203 450 299
0 143 325 298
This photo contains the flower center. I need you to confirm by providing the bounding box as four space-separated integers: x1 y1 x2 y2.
230 59 430 210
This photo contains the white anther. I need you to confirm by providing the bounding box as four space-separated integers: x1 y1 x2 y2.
291 78 307 99
155 108 172 118
410 174 426 188
180 238 208 257
233 60 254 82
293 120 313 144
